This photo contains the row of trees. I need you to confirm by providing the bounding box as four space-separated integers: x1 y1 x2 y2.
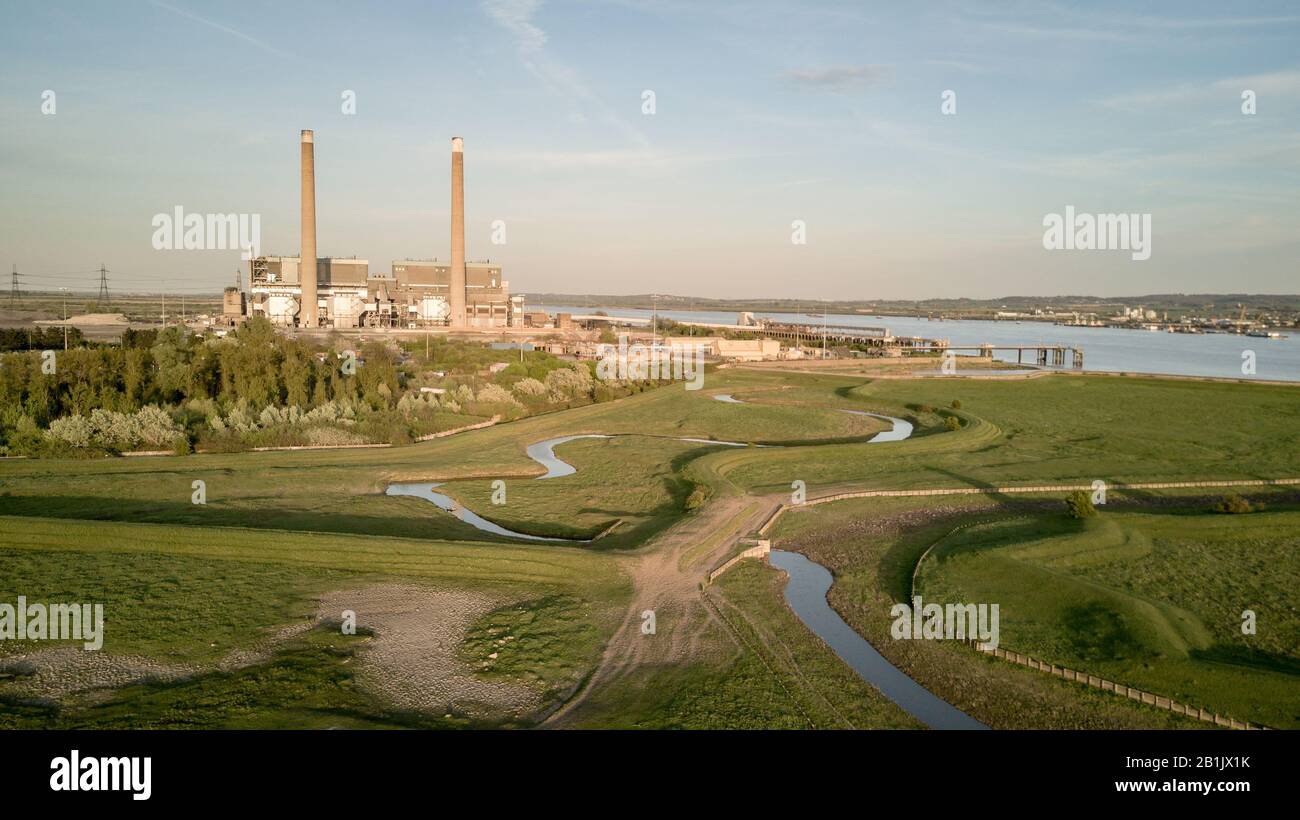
0 318 400 429
0 316 662 457
0 327 83 352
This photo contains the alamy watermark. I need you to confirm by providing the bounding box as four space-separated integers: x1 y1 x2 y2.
50 750 150 801
596 335 706 390
151 207 261 260
0 596 104 650
1042 206 1151 261
890 595 999 649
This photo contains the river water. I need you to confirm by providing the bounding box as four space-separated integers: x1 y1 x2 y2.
769 550 987 729
385 482 580 542
387 433 761 540
536 304 1300 381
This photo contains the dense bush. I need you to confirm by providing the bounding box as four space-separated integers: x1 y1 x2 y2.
1212 494 1261 514
1065 490 1097 519
511 377 547 399
45 405 183 451
683 484 711 512
544 363 593 402
475 383 521 407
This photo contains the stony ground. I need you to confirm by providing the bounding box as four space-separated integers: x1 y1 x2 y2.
317 584 539 719
0 583 538 720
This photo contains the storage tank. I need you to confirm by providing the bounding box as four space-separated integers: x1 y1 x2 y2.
267 295 299 326
331 293 363 328
419 296 450 322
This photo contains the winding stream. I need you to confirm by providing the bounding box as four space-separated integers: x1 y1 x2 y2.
841 410 914 443
387 400 912 541
388 398 979 727
713 392 913 443
526 434 612 479
385 482 581 542
769 550 987 729
387 433 754 542
708 392 980 727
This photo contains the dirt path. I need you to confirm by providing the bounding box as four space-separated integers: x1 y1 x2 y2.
544 492 782 725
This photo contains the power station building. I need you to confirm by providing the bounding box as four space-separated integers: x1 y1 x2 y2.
246 131 521 329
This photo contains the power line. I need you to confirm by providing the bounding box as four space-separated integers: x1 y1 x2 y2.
19 266 240 296
96 264 111 310
10 264 20 308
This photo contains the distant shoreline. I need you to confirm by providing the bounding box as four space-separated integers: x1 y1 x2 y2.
531 302 1300 332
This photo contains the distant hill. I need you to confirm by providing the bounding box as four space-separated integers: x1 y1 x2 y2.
523 292 1300 319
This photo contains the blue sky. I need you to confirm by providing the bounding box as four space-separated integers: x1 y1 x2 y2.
1 0 1297 300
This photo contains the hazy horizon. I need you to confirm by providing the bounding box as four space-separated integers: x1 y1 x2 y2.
3 1 1298 300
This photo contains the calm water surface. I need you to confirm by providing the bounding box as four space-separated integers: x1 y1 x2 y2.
538 304 1300 381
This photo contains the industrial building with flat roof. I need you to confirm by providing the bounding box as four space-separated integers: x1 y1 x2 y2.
242 131 521 329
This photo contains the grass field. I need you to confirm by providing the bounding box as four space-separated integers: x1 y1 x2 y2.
0 516 629 728
917 506 1300 728
2 367 1297 729
0 369 888 549
770 493 1198 728
706 374 1300 493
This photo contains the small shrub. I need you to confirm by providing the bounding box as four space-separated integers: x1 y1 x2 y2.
511 377 548 399
1212 494 1257 514
1065 490 1097 519
304 426 367 447
944 415 961 431
475 383 521 407
684 484 710 512
951 399 962 410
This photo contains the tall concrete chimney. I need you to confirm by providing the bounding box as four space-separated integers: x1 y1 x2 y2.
448 136 466 327
299 129 318 329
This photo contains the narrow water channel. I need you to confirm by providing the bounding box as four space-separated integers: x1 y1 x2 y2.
711 393 913 443
769 550 987 730
525 434 611 479
385 482 582 542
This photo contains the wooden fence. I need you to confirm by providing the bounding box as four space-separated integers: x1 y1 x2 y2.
962 639 1265 730
758 477 1300 537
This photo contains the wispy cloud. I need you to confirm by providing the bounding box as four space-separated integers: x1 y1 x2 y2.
480 0 650 149
965 20 1131 42
482 0 548 52
1094 12 1300 30
481 0 590 102
149 0 299 62
923 58 986 74
997 131 1300 179
1097 70 1300 110
959 3 1300 45
783 64 892 90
